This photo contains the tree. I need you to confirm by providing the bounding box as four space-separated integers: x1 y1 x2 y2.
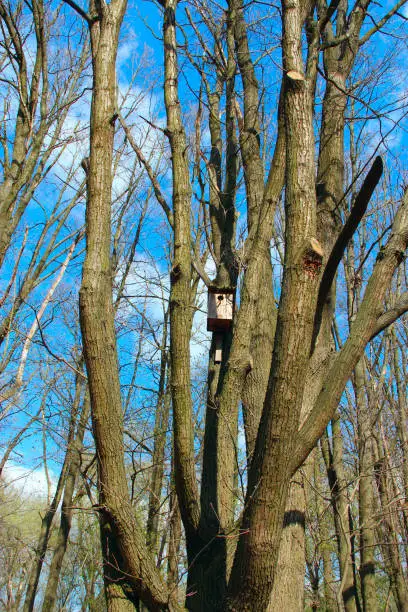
0 0 88 266
77 0 170 607
2 0 408 609
74 0 408 606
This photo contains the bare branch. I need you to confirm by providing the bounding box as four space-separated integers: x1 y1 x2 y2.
191 257 211 287
16 236 78 387
370 292 408 340
359 0 408 46
312 156 383 347
118 112 174 228
62 0 94 24
294 189 408 474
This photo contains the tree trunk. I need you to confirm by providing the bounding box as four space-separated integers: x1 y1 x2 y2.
227 0 322 606
167 483 182 609
354 360 378 611
41 395 90 611
163 0 200 542
267 475 308 611
79 4 168 608
146 313 170 557
374 439 408 610
322 418 361 612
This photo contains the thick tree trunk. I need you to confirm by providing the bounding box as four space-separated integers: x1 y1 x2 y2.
188 333 231 611
190 31 285 611
242 252 276 461
226 0 322 606
79 5 169 609
240 1 362 606
267 475 307 612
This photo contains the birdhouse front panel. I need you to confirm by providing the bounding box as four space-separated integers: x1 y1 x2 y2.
207 290 234 332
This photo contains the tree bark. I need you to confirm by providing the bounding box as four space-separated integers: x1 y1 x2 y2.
354 360 378 611
79 2 169 608
322 418 361 612
267 472 308 612
374 438 408 609
146 313 170 558
227 0 321 606
163 0 200 541
41 395 90 611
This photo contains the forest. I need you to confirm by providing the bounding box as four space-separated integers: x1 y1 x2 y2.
0 0 407 609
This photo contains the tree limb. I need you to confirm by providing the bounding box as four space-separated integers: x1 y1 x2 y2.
118 112 174 228
62 0 94 24
294 188 408 474
359 0 408 46
312 156 383 347
370 292 408 341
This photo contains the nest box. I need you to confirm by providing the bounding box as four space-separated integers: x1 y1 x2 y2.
207 287 235 333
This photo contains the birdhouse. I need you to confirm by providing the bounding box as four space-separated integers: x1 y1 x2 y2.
207 287 235 332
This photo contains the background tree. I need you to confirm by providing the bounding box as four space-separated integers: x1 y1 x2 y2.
1 0 408 610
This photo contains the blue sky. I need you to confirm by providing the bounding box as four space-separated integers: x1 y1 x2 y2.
1 0 407 503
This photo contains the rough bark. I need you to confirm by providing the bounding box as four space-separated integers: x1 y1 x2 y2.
41 395 90 611
227 0 321 606
78 2 169 608
267 472 308 612
146 313 170 557
163 0 200 541
240 88 285 464
167 481 182 609
269 0 393 601
294 190 408 472
322 419 361 612
354 360 378 612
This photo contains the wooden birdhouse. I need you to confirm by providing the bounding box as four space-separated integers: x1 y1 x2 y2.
207 287 235 333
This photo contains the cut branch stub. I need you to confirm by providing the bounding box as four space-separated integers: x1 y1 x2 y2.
287 70 305 81
297 238 324 278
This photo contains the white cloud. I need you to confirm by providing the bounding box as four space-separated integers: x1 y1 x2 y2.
3 461 57 499
117 35 140 78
